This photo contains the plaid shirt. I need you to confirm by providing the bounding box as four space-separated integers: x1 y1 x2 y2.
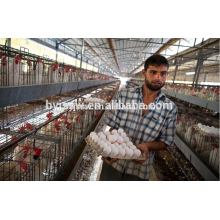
105 85 178 179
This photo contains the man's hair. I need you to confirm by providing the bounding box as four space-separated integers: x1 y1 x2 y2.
144 54 169 70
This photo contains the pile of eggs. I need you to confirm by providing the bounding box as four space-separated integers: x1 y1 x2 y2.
85 128 145 160
84 97 106 104
195 123 219 137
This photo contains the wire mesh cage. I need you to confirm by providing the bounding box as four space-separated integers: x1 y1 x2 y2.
176 110 219 173
0 81 119 180
0 44 115 87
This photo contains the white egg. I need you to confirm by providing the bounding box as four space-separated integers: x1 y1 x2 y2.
116 136 124 143
134 149 141 158
110 144 116 149
118 148 125 157
104 131 110 136
120 132 127 138
115 133 120 137
91 135 98 140
123 137 130 143
118 128 124 133
126 149 133 158
109 147 119 158
97 132 104 137
100 143 107 149
100 140 105 145
111 129 117 134
130 145 136 150
102 145 111 157
108 135 117 143
105 141 111 146
124 146 130 151
90 132 96 137
127 141 133 147
100 134 106 140
116 145 123 149
114 142 119 147
121 143 127 148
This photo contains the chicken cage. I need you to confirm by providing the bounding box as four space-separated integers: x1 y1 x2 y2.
0 78 120 180
0 44 113 87
164 83 219 102
175 105 219 174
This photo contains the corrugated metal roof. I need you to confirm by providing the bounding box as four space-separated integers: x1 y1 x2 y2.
55 38 219 79
56 38 172 75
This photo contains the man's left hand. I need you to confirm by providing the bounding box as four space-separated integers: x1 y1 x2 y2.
132 143 149 165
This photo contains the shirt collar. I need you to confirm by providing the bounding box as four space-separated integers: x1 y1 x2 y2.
134 84 166 102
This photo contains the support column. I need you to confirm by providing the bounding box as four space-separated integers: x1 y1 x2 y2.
204 72 208 82
98 55 101 73
7 38 11 48
173 65 178 83
193 49 203 86
80 38 85 70
56 41 59 62
104 66 107 74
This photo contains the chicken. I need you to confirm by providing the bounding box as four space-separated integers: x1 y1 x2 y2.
184 126 193 143
8 55 24 86
12 140 52 181
58 66 63 82
26 60 35 85
48 63 58 83
0 54 8 86
209 148 219 171
63 66 70 82
35 59 44 84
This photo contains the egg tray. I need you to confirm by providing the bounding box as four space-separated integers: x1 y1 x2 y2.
85 133 145 160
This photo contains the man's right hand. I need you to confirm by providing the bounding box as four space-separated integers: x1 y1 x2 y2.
101 157 118 164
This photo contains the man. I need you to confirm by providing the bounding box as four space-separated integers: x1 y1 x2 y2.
100 54 177 181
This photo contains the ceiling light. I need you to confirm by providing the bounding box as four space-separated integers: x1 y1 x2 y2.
186 72 195 75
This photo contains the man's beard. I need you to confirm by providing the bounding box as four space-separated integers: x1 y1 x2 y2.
145 78 165 91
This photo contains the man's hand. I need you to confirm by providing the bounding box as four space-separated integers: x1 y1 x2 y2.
101 157 118 164
132 143 149 165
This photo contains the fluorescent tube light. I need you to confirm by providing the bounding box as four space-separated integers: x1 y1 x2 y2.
186 72 195 75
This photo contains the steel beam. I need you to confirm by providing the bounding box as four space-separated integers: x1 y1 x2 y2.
80 38 85 70
168 39 219 63
130 38 181 74
106 38 120 71
172 65 179 83
29 38 98 71
60 38 71 43
7 38 11 48
113 38 219 51
98 54 101 72
193 49 203 85
0 80 116 108
56 41 59 61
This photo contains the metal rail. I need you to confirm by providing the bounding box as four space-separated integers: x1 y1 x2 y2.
174 133 219 181
66 86 120 181
161 89 220 113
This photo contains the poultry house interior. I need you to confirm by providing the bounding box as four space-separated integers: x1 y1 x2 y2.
0 38 219 182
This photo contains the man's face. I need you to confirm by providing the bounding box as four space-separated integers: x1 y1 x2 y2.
142 65 168 91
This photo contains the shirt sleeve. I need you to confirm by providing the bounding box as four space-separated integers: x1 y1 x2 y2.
157 105 178 146
105 91 121 129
